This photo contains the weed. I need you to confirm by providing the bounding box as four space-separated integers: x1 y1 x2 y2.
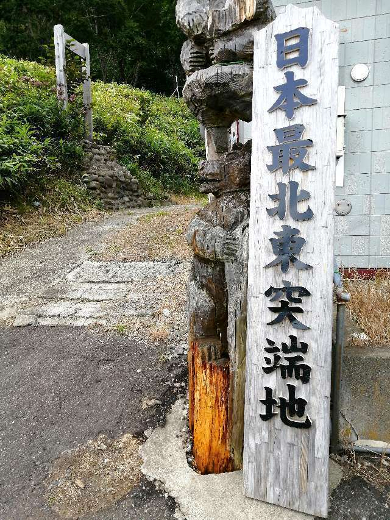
113 324 128 335
345 271 390 346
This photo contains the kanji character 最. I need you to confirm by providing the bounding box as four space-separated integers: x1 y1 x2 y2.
267 125 315 175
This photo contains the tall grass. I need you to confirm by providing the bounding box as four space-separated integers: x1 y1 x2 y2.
345 271 390 346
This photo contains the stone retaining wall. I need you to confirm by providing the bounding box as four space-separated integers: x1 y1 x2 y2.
82 142 152 210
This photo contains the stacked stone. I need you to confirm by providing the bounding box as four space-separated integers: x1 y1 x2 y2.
82 142 152 210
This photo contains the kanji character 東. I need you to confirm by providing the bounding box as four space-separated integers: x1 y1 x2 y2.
265 225 312 273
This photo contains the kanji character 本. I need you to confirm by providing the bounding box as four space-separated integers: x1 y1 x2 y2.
268 71 317 120
265 282 310 331
260 385 312 429
267 181 314 221
275 27 310 69
267 125 315 175
265 225 312 273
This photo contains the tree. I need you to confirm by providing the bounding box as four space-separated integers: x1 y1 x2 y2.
0 0 185 94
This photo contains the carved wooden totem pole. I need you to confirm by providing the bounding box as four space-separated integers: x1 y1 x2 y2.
176 0 275 473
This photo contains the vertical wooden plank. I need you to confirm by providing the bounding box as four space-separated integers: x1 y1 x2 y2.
54 24 68 108
243 5 338 518
82 43 93 141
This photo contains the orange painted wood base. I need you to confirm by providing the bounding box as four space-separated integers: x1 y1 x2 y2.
188 339 235 474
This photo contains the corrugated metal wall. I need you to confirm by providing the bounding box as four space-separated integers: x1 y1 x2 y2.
268 0 390 268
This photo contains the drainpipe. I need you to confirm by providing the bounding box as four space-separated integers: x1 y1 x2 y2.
353 444 390 455
331 258 350 454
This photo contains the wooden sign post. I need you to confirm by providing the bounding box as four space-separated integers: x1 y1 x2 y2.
243 5 338 518
54 24 93 141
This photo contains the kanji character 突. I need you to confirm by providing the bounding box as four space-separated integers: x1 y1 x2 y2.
265 280 311 303
265 283 311 331
267 300 310 331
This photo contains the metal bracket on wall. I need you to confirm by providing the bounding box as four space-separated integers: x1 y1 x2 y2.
336 86 346 187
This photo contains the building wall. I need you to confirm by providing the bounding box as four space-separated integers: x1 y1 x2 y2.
262 0 390 268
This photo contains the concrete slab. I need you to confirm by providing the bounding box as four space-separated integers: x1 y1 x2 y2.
66 260 184 283
341 345 390 443
142 400 341 520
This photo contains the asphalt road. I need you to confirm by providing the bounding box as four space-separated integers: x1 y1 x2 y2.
0 326 186 519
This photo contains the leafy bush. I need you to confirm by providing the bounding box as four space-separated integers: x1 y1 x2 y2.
0 55 85 197
0 116 44 189
92 82 204 196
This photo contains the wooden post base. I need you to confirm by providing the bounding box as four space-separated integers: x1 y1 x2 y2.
188 339 235 474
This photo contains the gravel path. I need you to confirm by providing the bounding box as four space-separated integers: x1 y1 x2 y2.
0 205 198 352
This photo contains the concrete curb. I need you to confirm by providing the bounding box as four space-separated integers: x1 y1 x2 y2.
141 400 344 520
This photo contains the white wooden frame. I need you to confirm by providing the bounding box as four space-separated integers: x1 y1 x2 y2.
54 24 93 141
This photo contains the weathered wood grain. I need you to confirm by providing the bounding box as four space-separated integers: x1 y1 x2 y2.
64 32 86 59
176 0 274 40
82 43 93 141
54 24 68 108
188 339 234 474
54 25 93 140
243 5 338 518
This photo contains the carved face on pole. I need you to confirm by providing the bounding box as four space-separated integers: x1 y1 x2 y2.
176 0 209 40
